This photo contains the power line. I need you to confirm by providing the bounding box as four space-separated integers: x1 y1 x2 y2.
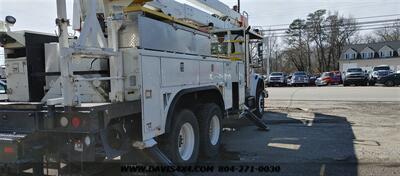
260 13 400 28
356 14 400 20
261 18 400 32
273 25 400 38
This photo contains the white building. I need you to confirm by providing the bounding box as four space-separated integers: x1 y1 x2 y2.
340 41 400 72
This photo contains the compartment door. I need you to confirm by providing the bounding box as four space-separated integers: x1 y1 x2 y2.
223 62 233 109
141 56 162 141
238 62 245 106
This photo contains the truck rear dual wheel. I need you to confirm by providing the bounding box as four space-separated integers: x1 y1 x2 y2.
196 103 223 159
160 104 223 164
161 109 200 164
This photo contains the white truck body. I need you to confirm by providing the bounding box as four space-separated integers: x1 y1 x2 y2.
0 0 267 173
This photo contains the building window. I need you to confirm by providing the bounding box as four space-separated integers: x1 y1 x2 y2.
362 52 373 59
390 51 393 57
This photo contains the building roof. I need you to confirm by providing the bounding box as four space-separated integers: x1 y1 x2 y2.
343 40 400 53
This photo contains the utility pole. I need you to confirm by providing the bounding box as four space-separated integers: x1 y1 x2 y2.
237 0 240 12
264 37 270 76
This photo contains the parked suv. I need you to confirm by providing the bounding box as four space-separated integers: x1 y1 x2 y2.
343 68 368 86
368 65 393 86
288 71 309 87
267 72 286 87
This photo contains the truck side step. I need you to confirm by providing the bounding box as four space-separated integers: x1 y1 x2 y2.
240 106 270 131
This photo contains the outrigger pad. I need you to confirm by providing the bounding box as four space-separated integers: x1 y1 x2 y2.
121 142 183 176
240 107 270 131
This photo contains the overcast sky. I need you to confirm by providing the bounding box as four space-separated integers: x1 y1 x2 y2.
1 0 400 64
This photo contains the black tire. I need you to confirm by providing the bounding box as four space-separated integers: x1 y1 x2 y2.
33 162 44 176
196 103 223 159
159 109 199 164
385 80 394 87
254 90 265 118
369 81 376 86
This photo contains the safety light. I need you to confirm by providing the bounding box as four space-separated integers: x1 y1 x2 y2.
60 116 69 127
5 16 16 25
71 117 81 128
4 146 14 154
84 136 91 146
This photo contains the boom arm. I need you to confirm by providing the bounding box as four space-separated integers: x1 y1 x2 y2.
186 0 241 21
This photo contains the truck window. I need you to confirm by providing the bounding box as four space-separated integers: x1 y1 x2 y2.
0 84 5 94
347 68 362 72
373 66 390 71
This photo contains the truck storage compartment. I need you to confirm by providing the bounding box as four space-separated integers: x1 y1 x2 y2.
0 102 43 133
2 32 58 102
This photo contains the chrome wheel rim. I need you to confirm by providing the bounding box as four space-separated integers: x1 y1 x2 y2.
209 115 221 146
259 93 265 114
178 123 195 161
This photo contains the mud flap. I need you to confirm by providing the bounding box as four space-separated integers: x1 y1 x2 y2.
240 105 270 131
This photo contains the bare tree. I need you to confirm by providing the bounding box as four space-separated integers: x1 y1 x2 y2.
284 19 311 71
325 12 358 70
362 33 378 43
306 9 327 72
263 31 278 74
374 19 400 42
281 9 359 73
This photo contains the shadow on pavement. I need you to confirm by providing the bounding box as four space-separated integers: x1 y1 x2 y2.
219 111 358 176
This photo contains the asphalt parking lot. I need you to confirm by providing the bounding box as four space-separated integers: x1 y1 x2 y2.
220 86 400 176
4 87 400 175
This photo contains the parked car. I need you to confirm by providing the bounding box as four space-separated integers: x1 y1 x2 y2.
315 72 334 86
368 65 393 86
308 74 319 86
378 73 400 87
0 80 6 94
267 72 286 87
331 71 343 84
343 68 368 86
287 71 309 87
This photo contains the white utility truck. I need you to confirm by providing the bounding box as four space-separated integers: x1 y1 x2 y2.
0 0 267 175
